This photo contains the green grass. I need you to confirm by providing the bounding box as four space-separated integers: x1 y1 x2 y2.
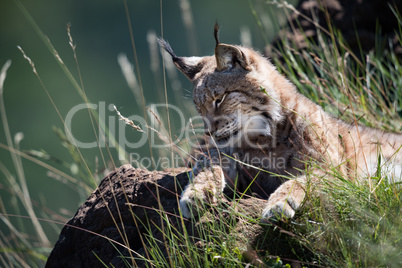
0 0 401 267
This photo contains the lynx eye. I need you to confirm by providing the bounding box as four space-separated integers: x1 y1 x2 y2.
214 93 227 109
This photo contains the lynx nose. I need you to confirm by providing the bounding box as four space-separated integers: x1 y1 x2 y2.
204 130 213 136
204 119 218 136
204 126 215 136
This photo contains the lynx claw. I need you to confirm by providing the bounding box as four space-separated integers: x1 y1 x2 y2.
179 196 198 219
260 194 302 223
260 201 295 223
180 189 210 219
180 165 225 219
260 180 305 224
179 185 218 219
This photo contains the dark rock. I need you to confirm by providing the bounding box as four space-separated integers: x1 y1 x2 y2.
46 165 270 267
46 165 190 267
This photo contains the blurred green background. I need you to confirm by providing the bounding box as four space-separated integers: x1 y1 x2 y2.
0 0 294 247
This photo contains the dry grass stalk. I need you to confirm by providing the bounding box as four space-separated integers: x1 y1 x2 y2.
113 105 145 133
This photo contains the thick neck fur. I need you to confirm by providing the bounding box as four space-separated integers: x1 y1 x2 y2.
267 67 402 177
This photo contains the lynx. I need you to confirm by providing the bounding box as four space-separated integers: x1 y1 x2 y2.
160 25 402 222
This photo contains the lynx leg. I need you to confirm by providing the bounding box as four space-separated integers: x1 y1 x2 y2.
261 179 306 222
180 165 225 219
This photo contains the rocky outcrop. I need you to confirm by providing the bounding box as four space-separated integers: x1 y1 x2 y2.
46 165 269 267
46 165 189 267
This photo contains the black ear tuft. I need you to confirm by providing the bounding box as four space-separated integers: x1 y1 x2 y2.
157 38 177 60
214 22 220 47
158 38 206 81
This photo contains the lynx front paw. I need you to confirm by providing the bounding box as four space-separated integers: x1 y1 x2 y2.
179 190 211 219
179 166 225 219
179 183 219 219
261 197 299 222
260 180 305 223
179 194 195 219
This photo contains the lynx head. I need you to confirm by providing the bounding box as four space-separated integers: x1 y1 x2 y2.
160 24 287 148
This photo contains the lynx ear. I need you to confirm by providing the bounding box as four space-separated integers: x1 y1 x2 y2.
215 44 251 71
158 38 204 80
214 23 250 71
